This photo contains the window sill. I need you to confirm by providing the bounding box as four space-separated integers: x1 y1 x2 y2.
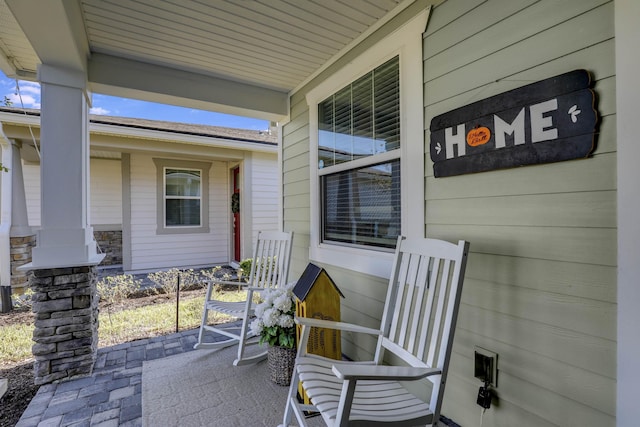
309 243 394 279
156 226 210 235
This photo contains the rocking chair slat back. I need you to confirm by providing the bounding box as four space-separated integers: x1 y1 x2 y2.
379 236 468 373
249 230 292 290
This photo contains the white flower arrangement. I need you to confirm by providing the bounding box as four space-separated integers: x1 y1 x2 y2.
250 283 296 348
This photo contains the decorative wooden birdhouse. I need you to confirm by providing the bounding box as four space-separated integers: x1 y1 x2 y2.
293 263 344 404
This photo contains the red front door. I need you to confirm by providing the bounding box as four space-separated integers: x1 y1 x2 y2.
233 167 241 262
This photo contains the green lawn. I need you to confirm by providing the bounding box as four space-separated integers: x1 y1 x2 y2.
0 289 247 365
0 322 33 364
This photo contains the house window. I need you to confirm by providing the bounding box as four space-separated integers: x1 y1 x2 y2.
306 9 427 278
153 158 211 235
318 57 400 248
164 168 201 226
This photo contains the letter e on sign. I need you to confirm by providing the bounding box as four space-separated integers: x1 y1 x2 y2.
530 99 559 143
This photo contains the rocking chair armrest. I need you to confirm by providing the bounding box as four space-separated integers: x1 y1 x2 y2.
203 279 249 288
332 364 441 381
246 286 275 292
295 316 382 336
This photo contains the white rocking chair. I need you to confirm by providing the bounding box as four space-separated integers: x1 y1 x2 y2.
280 236 469 427
193 230 293 366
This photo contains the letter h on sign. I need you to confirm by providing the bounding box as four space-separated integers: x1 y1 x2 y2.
445 124 466 159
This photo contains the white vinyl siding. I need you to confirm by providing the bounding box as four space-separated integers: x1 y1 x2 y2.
249 151 279 240
24 158 122 227
423 0 615 426
23 162 40 226
129 154 228 271
91 159 122 225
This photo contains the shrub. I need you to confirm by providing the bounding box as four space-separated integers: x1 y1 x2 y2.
147 268 199 295
11 287 35 310
199 266 223 283
239 258 253 279
240 256 281 282
97 274 142 305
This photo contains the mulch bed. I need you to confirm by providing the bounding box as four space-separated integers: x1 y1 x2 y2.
0 360 36 427
0 308 36 427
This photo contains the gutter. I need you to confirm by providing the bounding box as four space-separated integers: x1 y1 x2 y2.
0 109 278 154
0 124 12 311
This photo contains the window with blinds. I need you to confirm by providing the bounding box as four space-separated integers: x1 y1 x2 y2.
317 56 400 248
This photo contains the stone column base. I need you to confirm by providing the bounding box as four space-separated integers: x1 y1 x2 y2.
29 266 99 385
10 235 36 293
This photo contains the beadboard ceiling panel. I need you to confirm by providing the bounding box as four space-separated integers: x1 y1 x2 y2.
0 0 421 119
80 0 403 91
0 0 39 75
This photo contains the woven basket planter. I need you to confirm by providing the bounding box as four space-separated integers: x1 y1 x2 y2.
267 345 296 386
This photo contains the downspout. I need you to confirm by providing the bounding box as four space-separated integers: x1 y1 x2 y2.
276 121 283 231
0 124 13 312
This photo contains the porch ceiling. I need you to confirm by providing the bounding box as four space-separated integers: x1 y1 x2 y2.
0 0 419 121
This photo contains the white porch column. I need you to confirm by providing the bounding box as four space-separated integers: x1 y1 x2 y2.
0 128 14 311
29 64 104 268
616 0 640 424
10 141 32 238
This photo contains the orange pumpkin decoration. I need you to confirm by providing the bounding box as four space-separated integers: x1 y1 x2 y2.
466 126 491 147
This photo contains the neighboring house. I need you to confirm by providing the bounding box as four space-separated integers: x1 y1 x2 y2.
0 107 280 290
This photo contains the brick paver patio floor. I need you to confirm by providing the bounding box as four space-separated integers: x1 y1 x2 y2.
16 328 203 427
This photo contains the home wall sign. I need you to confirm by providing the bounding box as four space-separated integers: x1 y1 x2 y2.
429 69 598 177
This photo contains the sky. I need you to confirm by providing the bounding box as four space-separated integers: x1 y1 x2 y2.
0 71 270 131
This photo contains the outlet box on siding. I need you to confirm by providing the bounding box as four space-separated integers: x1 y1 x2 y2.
474 346 498 387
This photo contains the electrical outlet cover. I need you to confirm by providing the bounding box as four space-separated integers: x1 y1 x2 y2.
474 346 498 387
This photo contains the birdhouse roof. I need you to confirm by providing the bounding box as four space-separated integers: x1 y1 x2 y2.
293 263 345 301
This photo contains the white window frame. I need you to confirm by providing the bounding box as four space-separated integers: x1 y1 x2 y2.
153 158 211 235
164 166 202 227
306 10 427 279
